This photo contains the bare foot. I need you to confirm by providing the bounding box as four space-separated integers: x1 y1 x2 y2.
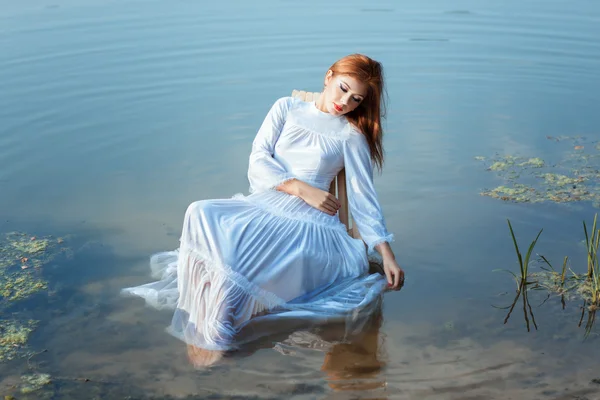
187 344 224 367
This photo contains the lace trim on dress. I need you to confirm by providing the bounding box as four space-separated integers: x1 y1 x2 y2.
180 242 287 309
367 234 395 254
269 174 297 190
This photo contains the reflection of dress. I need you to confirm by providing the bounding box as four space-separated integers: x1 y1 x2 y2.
123 97 394 351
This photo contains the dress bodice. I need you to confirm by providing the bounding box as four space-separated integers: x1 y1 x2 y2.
247 96 394 253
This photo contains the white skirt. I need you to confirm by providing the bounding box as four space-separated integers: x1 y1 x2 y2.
122 191 387 351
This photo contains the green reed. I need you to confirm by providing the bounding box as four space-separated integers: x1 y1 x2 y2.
580 214 600 337
540 255 569 309
500 214 600 338
498 219 541 331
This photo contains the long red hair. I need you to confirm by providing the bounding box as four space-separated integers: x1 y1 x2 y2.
329 54 387 170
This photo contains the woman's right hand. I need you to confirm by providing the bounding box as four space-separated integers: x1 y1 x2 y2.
277 179 341 216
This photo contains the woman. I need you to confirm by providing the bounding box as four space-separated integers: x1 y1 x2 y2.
123 54 404 365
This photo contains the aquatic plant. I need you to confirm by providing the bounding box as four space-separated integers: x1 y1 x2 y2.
478 136 600 207
0 232 71 364
496 220 541 331
538 215 600 337
0 273 47 303
499 214 600 338
0 232 69 310
484 184 542 203
519 157 545 168
538 255 570 309
0 319 38 362
20 373 52 394
580 214 600 337
1 232 65 270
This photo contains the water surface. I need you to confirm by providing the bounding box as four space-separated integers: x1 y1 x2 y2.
1 0 600 398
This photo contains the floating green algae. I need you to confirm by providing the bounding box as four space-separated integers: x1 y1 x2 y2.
478 137 600 207
489 161 509 171
20 373 52 394
519 157 545 168
540 173 583 186
1 232 65 270
484 184 543 203
0 232 68 308
0 273 47 303
0 232 71 365
10 238 50 255
0 319 37 362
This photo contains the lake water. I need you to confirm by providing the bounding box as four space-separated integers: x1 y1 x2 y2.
1 0 600 398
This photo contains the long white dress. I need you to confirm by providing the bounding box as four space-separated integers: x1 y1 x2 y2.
123 97 394 351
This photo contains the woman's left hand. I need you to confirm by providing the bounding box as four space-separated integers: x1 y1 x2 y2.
383 258 404 289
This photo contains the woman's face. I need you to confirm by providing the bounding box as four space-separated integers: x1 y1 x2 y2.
321 71 368 116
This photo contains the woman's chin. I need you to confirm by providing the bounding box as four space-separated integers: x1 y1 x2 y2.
329 107 343 116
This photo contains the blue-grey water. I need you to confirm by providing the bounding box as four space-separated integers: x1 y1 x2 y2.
1 0 600 398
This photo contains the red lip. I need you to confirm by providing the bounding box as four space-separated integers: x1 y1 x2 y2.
333 103 343 112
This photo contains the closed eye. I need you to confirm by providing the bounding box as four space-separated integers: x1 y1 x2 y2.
339 83 363 102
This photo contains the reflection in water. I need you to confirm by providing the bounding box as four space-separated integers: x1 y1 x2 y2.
320 309 387 394
186 344 224 367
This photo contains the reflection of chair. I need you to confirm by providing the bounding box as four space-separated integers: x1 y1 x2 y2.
291 90 361 240
320 309 386 392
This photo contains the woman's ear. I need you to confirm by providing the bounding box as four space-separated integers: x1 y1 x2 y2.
324 69 333 86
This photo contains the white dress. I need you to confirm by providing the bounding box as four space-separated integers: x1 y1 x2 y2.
123 97 394 351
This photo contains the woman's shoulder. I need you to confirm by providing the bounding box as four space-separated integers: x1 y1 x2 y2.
344 124 370 148
271 96 304 112
345 123 366 139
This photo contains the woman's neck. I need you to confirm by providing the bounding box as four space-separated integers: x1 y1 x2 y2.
316 93 328 113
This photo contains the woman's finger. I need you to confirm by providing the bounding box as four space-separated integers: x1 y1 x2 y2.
396 270 405 288
326 199 340 211
325 195 339 208
390 269 398 288
329 195 341 208
384 267 392 286
321 204 336 215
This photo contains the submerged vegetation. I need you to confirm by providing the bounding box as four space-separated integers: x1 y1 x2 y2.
0 232 69 367
499 214 600 338
0 319 38 362
477 136 600 207
495 220 541 332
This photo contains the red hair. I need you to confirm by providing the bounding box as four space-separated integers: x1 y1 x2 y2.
329 54 387 170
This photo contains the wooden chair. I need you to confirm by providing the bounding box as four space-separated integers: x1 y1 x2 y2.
291 90 361 240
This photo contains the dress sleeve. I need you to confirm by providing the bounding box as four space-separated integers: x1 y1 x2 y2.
248 97 296 193
343 132 394 253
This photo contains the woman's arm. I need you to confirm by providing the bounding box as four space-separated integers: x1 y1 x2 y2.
343 132 404 289
248 97 297 193
375 242 404 289
277 179 341 216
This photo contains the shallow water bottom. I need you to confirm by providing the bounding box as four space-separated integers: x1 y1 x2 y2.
2 272 600 400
